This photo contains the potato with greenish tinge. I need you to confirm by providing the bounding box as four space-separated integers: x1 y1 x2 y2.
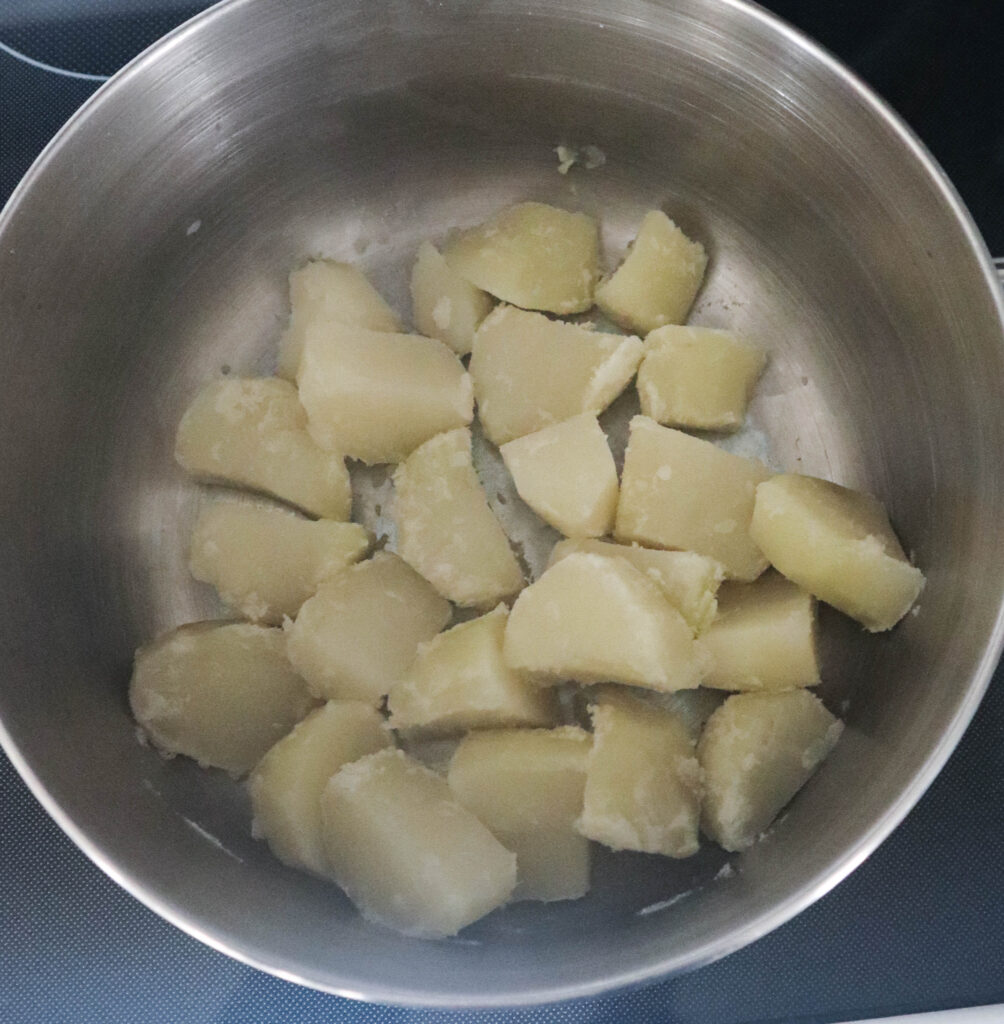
321 748 517 938
410 241 493 356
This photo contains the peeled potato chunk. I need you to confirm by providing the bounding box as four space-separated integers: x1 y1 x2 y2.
470 305 644 445
410 241 493 356
296 321 473 464
699 690 843 851
129 622 315 776
189 501 370 625
625 686 728 742
503 552 702 692
249 701 392 876
321 748 517 938
595 210 708 333
750 473 925 631
388 606 558 737
448 727 592 902
615 416 770 580
393 428 524 608
500 414 618 538
701 572 819 692
285 552 451 703
277 260 401 380
548 539 724 634
577 687 702 858
637 325 766 431
175 377 351 520
443 201 599 315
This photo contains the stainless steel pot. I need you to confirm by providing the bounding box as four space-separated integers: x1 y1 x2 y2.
1 0 1003 1008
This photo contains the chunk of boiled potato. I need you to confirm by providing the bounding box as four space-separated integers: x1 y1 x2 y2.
448 727 592 902
410 241 493 356
637 325 766 431
500 414 617 538
503 552 703 692
285 552 451 703
248 700 392 876
548 538 724 634
698 690 844 851
750 473 925 631
615 416 770 580
129 622 315 776
387 606 558 736
577 686 702 857
175 377 351 520
622 685 727 742
189 500 370 625
296 321 473 464
595 210 708 333
470 305 644 445
321 748 517 938
701 572 819 692
393 428 524 607
277 260 401 380
443 201 599 315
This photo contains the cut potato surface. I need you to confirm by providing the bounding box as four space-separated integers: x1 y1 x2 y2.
624 685 727 742
130 622 315 776
175 377 351 520
548 539 723 634
189 501 370 625
443 201 599 314
595 210 708 333
277 260 401 380
638 325 766 431
448 727 592 902
393 428 524 608
578 687 702 858
470 305 644 445
500 414 618 538
750 473 925 631
388 606 558 737
699 690 843 851
503 552 703 692
296 321 473 464
285 552 451 704
321 748 517 938
249 700 392 876
410 241 493 356
615 416 770 580
701 573 819 692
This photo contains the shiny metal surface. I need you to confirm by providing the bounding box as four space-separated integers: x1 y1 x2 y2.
1 0 1003 1008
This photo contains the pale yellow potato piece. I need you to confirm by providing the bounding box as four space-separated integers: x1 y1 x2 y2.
638 325 766 431
595 684 726 742
443 201 599 314
500 414 617 538
277 260 401 380
615 416 770 580
577 687 702 857
470 305 644 445
750 473 925 631
387 606 558 736
410 241 493 357
285 552 451 703
249 701 392 876
129 622 315 776
548 538 724 634
701 573 819 692
321 748 517 938
595 210 708 333
503 552 702 692
393 428 524 607
448 727 592 902
699 690 843 851
296 321 473 464
175 377 351 520
189 501 370 625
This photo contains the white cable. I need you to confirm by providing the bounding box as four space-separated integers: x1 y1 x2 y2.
0 39 109 81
